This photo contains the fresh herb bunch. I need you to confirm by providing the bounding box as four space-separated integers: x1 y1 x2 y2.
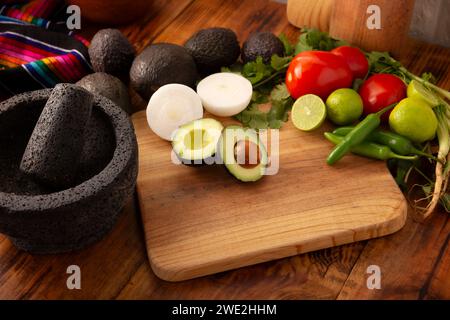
295 28 347 54
229 28 345 130
234 83 292 129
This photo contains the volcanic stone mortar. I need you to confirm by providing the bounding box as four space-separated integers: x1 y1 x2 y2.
0 89 138 254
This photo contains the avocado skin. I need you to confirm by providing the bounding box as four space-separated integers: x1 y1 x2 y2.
130 43 198 101
76 72 132 114
89 29 135 81
241 32 284 64
185 28 240 74
174 155 213 167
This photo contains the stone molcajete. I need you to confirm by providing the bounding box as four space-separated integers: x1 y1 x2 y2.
0 88 138 254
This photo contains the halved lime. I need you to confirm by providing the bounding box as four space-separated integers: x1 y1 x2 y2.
407 80 440 107
291 94 326 131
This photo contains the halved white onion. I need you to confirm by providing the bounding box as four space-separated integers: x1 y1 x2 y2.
146 84 203 141
196 72 253 117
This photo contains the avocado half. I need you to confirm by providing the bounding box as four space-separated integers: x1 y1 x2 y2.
172 118 223 165
218 125 268 182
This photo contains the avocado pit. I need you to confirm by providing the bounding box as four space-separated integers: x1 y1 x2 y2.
234 139 261 169
219 125 268 182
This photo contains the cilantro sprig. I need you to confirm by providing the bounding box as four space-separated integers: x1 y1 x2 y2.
235 84 293 129
295 28 347 54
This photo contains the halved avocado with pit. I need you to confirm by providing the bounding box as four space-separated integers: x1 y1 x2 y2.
218 125 268 182
172 118 223 165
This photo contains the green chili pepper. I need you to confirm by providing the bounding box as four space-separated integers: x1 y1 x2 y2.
332 127 437 160
326 104 396 165
324 133 418 162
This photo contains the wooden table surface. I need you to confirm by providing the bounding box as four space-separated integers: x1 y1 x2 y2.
0 0 449 300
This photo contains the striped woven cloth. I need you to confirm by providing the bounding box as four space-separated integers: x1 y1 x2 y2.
0 0 91 96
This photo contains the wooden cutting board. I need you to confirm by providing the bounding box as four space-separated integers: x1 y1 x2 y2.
132 111 407 282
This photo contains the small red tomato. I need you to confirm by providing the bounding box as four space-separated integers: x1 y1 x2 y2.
331 46 369 80
285 51 353 100
359 74 407 120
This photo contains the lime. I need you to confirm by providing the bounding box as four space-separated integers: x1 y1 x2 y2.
407 80 440 107
389 97 438 143
326 88 363 125
291 94 326 131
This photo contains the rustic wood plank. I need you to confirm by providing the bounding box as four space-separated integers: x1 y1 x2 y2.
152 0 293 45
76 0 194 46
0 198 146 299
337 211 450 299
123 0 375 294
115 2 450 298
99 0 372 299
424 221 450 299
0 0 448 300
337 42 450 300
120 0 195 53
0 0 193 300
117 242 367 299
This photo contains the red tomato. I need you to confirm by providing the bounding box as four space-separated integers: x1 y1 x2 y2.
285 51 353 100
331 46 369 79
359 74 406 120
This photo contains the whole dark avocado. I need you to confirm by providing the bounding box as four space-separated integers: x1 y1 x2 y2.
184 27 240 74
89 29 135 81
130 43 197 101
241 32 284 64
77 72 132 114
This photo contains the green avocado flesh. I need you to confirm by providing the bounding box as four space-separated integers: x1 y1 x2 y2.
172 118 223 164
219 125 268 182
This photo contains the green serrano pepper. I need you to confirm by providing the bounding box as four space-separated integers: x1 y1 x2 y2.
324 133 418 162
326 104 396 165
332 127 436 160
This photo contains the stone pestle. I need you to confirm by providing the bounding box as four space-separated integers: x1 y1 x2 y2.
20 83 93 189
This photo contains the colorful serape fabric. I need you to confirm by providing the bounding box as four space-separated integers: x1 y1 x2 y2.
0 0 91 96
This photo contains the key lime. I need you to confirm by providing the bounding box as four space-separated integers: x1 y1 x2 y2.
407 80 440 107
326 88 363 125
291 94 326 131
389 97 438 143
